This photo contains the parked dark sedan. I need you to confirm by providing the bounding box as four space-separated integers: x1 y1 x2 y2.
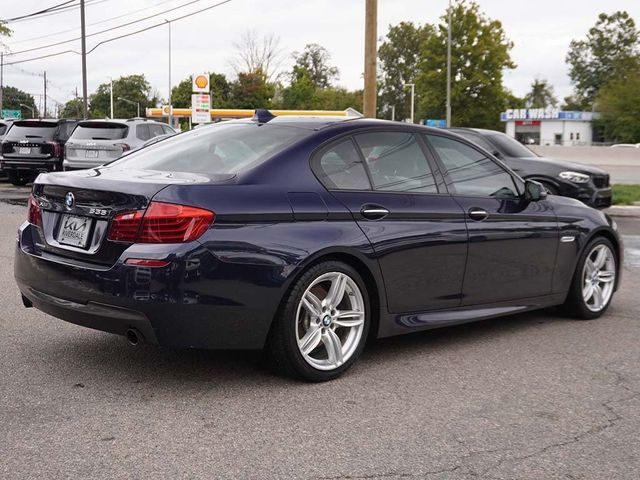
448 128 612 208
15 111 622 381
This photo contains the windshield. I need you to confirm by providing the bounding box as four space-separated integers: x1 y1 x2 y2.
4 121 58 141
488 133 537 158
71 122 127 140
106 123 310 175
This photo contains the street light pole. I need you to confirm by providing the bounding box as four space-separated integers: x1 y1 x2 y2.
19 103 35 118
80 0 88 118
117 97 140 117
446 0 452 127
109 77 114 119
404 83 415 124
166 19 172 127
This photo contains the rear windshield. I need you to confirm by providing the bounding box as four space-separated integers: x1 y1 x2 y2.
71 122 128 140
4 121 58 141
106 123 310 174
488 133 537 158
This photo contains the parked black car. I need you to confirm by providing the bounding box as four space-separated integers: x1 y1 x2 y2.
448 128 612 209
15 113 622 381
1 119 78 186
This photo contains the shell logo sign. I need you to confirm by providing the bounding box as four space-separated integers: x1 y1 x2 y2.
192 74 209 93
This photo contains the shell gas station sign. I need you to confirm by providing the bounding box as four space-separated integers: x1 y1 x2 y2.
192 73 209 93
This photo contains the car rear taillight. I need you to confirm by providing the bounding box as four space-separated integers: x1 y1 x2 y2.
114 143 130 153
107 202 214 244
27 194 42 227
46 141 62 158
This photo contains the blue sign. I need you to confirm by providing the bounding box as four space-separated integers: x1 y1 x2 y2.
425 119 447 128
1 109 21 119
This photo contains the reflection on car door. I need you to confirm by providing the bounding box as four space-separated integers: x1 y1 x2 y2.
425 133 559 305
313 131 468 315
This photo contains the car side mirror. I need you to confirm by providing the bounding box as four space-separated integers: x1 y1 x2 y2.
524 179 547 202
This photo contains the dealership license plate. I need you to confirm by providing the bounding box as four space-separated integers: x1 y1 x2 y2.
58 214 92 248
18 147 30 154
85 150 99 158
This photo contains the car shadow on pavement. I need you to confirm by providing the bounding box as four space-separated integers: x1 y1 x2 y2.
35 307 568 389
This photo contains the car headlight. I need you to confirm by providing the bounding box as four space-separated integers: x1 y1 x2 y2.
559 171 590 183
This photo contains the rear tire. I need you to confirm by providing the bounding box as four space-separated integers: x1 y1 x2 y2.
7 173 28 186
268 261 370 382
562 237 618 319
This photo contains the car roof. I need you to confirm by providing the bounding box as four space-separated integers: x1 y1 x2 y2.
447 127 504 136
77 118 170 125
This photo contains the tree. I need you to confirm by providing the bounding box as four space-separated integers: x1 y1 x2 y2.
566 11 640 108
230 31 284 81
378 22 434 120
228 69 275 109
0 20 10 37
595 64 640 142
1 86 37 118
281 70 318 109
291 44 339 88
417 1 515 129
60 98 83 119
523 78 558 108
89 74 156 118
315 87 363 112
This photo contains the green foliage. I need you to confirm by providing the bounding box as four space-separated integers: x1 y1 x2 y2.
566 11 640 108
281 70 318 109
612 184 640 205
60 98 84 119
417 0 515 129
595 65 640 142
378 22 434 120
0 21 11 37
89 74 156 118
1 86 37 118
228 69 275 109
523 79 558 108
291 44 339 88
315 87 363 112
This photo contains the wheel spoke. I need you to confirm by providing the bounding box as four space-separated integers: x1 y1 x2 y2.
322 328 344 367
592 285 604 310
301 291 322 317
299 325 322 355
593 246 607 269
582 282 594 302
584 259 596 275
598 270 615 283
326 273 348 308
333 310 365 328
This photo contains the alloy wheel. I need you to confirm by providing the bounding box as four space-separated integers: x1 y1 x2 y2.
582 244 616 312
295 271 366 371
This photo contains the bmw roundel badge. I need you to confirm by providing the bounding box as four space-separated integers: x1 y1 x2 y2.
65 192 75 208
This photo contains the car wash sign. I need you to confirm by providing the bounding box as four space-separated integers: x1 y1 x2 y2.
501 108 595 122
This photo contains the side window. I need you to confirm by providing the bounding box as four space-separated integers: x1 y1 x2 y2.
149 124 165 138
315 140 371 190
426 135 518 198
451 131 496 153
162 125 175 135
354 131 437 193
136 124 151 141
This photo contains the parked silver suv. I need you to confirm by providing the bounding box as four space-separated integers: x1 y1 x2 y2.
63 118 175 170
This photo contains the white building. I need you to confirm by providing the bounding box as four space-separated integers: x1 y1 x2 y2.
500 108 597 146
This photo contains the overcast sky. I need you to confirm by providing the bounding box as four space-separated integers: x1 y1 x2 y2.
1 0 640 113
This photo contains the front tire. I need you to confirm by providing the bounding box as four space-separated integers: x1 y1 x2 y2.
268 261 370 382
7 172 28 186
562 237 618 319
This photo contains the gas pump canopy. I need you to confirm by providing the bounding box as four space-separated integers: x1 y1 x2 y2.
146 107 363 121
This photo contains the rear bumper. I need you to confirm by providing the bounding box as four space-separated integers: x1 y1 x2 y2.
14 223 280 349
1 158 62 175
63 159 104 171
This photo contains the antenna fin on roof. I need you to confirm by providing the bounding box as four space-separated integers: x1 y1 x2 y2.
252 108 276 124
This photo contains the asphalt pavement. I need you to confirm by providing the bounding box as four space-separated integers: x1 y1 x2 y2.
1 194 640 479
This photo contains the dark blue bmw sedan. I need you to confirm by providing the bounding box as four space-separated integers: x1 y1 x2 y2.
15 111 622 381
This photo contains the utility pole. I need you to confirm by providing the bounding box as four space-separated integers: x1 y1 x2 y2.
43 71 47 118
80 0 88 118
0 52 3 115
363 0 377 118
446 0 452 127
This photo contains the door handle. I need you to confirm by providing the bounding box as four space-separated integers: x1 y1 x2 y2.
360 205 390 220
468 207 489 221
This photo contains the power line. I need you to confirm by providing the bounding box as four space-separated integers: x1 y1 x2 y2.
9 0 177 45
6 0 206 56
3 0 233 66
4 0 77 22
4 0 109 25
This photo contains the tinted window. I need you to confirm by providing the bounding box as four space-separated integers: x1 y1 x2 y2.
108 123 308 175
57 122 77 141
162 125 175 135
487 133 536 158
136 124 150 141
316 140 371 190
450 130 495 152
0 124 7 136
427 135 518 198
71 122 127 140
355 131 437 193
4 121 58 141
148 124 165 138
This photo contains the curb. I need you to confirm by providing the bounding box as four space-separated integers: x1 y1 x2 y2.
605 206 640 218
